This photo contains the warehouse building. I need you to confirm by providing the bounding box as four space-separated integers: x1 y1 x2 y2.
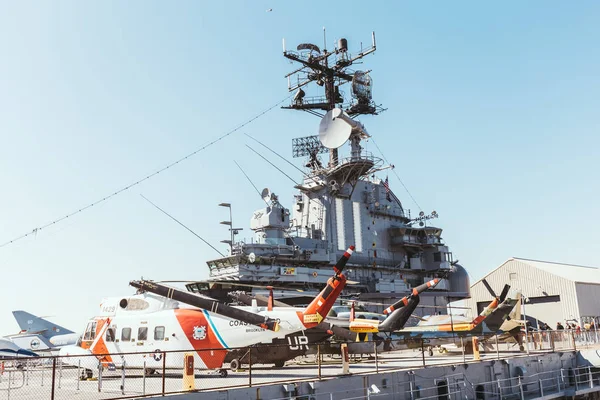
465 257 600 329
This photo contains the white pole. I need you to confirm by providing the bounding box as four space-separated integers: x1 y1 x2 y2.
522 298 530 354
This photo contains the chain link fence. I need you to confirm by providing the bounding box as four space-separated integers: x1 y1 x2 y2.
0 330 598 400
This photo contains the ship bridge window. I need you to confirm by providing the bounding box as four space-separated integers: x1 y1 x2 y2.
138 327 148 341
121 327 131 341
433 252 442 262
83 321 97 341
154 326 165 341
106 327 116 342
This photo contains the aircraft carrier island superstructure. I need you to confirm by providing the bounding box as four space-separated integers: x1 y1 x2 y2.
186 33 470 315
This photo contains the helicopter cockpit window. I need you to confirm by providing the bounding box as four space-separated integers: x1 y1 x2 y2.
105 327 116 342
83 321 97 341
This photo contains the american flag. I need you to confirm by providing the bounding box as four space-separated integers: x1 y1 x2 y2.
383 176 392 202
382 176 402 206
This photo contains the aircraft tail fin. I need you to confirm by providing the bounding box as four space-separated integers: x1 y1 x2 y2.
301 246 354 328
12 311 74 338
509 293 522 321
484 296 519 332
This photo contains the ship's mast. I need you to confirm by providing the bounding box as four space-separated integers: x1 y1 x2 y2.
282 31 383 168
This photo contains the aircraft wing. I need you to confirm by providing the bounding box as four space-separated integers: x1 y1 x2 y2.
0 338 38 358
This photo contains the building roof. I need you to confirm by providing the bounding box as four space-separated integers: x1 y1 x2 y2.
471 257 600 287
512 258 600 285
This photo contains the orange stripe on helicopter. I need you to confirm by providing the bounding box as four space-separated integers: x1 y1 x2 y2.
174 309 228 370
85 318 113 365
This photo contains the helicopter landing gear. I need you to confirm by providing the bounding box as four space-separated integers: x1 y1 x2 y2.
80 369 93 380
229 359 240 371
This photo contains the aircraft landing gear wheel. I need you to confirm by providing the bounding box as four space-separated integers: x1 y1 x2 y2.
218 369 228 378
81 369 93 380
144 368 156 375
273 360 285 368
229 359 240 371
438 347 447 354
519 345 525 352
428 347 434 357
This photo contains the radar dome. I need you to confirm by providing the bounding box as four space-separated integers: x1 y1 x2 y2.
447 263 470 300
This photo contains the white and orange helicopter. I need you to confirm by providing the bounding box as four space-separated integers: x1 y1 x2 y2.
60 246 355 377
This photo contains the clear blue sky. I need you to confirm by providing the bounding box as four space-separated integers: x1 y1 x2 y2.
1 1 599 335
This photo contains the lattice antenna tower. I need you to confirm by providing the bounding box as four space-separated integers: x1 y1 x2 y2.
282 31 382 168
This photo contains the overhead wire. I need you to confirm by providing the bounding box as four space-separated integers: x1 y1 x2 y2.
140 194 225 257
243 133 308 177
233 160 270 206
371 138 423 213
245 144 298 185
0 95 292 249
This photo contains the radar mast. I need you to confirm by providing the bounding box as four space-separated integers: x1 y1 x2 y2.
283 31 383 168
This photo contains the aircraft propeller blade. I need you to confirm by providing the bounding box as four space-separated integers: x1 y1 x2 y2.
208 281 305 292
383 278 439 315
333 246 354 275
379 296 421 332
481 279 498 299
499 284 511 303
130 280 280 332
300 245 355 328
411 314 428 322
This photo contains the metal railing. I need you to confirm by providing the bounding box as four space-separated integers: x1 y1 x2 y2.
0 331 598 400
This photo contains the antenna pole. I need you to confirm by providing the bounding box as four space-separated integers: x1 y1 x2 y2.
229 204 234 251
233 160 270 206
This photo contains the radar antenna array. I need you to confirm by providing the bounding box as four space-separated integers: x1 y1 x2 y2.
292 135 328 158
282 31 384 167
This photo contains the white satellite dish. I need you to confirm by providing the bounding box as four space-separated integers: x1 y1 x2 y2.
261 188 272 203
248 252 256 263
319 108 352 149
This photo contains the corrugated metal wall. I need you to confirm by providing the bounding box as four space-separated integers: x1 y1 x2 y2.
575 283 600 318
465 259 580 325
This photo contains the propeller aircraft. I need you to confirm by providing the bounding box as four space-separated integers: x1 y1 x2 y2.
389 280 520 354
59 246 355 377
221 277 446 370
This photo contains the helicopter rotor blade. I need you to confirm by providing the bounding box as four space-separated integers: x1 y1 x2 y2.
130 280 280 332
481 279 498 299
499 284 511 302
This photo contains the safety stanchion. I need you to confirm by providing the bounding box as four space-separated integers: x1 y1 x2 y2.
472 337 481 361
341 343 350 374
183 353 195 391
